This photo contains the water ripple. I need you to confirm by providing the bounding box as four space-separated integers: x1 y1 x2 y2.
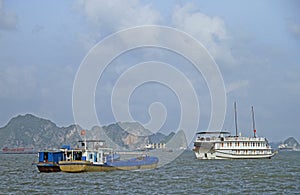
0 152 299 194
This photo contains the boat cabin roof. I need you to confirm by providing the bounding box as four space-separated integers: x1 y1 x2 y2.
196 131 230 135
78 140 106 143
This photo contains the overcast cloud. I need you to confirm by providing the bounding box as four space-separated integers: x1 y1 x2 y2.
0 0 299 142
0 0 18 30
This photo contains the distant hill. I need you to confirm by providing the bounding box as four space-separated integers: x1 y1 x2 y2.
282 137 300 151
272 137 300 151
0 114 185 151
0 114 81 150
102 122 151 150
166 130 187 149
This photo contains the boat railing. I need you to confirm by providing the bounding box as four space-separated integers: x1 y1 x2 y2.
196 136 267 143
224 137 266 141
196 136 223 140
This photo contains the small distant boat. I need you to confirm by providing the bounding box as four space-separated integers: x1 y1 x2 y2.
144 143 153 150
58 140 159 173
193 103 275 159
1 147 35 154
278 144 293 151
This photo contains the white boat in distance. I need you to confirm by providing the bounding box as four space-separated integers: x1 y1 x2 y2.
193 103 275 159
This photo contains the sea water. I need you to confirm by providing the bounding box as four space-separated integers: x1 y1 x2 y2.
0 151 299 194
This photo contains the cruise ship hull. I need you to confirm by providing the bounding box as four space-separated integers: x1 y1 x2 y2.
194 150 275 160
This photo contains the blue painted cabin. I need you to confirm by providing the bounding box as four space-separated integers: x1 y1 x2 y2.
36 145 70 172
38 151 64 163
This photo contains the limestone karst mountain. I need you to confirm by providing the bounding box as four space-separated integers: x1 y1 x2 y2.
0 114 186 151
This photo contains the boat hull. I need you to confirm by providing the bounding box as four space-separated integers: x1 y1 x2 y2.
36 163 61 172
59 157 159 173
195 150 275 160
59 160 115 172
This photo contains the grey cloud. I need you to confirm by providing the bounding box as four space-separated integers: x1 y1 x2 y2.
171 3 235 66
0 0 18 30
0 65 37 99
32 24 44 34
289 22 300 39
74 0 161 50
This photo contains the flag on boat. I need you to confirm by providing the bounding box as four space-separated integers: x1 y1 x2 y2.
80 130 86 136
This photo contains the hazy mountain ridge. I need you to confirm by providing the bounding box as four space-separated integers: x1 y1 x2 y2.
270 137 300 151
0 114 184 150
0 114 82 150
283 137 300 150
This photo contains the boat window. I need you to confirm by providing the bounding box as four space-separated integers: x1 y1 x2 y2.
74 152 82 160
44 152 48 162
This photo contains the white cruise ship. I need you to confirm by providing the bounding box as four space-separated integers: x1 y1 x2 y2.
193 103 275 159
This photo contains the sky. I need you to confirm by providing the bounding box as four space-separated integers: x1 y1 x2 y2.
0 0 300 142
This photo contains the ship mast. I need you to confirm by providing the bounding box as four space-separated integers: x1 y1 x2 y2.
252 106 257 138
234 101 238 137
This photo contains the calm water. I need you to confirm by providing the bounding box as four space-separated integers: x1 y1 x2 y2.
0 151 299 194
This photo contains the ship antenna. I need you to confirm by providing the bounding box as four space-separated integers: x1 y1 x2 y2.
252 106 256 138
234 101 238 137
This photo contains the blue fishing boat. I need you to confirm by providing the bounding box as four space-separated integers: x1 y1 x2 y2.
34 143 122 173
58 140 159 173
